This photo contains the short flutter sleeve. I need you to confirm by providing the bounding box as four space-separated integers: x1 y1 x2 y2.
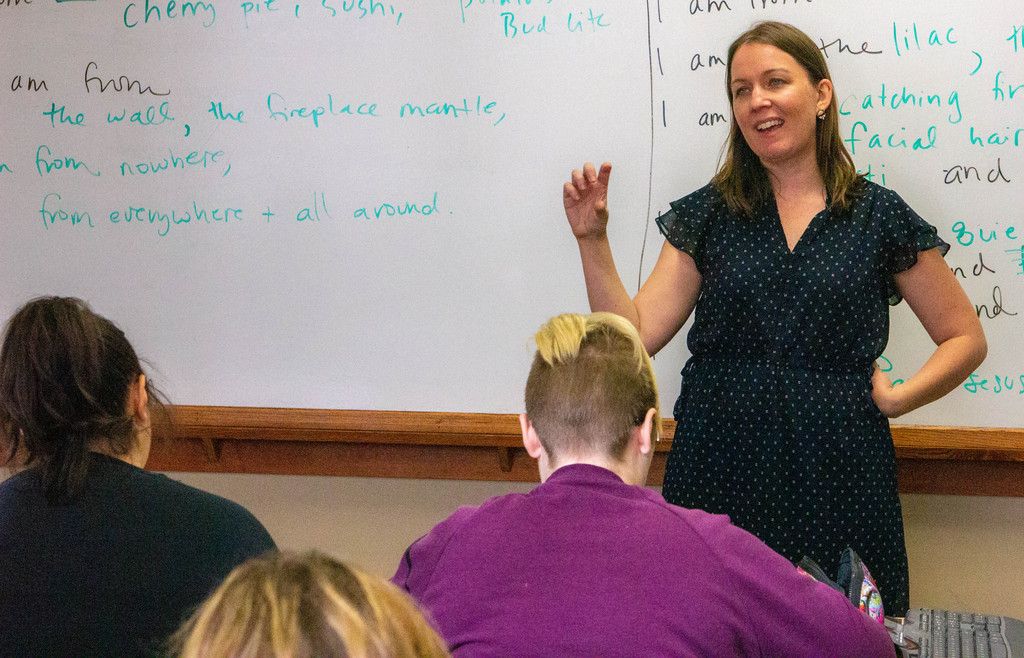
655 183 720 273
874 185 950 305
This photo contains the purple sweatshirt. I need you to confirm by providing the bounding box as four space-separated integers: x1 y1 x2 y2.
394 463 895 657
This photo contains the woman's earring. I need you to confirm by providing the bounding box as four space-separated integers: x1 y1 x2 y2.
817 110 826 121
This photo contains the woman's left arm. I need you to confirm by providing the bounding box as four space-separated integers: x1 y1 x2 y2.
872 247 988 418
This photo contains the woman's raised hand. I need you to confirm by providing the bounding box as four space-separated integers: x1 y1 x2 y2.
563 162 612 240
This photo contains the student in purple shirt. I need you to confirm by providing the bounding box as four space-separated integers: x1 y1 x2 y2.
393 311 895 657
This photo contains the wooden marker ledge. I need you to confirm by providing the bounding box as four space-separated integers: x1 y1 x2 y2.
145 406 1024 497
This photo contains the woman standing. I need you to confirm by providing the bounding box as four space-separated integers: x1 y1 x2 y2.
562 21 986 613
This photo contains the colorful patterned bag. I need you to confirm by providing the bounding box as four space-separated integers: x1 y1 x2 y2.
797 547 885 623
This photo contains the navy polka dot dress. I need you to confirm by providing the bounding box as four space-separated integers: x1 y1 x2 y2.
656 180 948 615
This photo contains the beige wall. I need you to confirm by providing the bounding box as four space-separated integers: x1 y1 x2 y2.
901 493 1024 617
169 472 1024 618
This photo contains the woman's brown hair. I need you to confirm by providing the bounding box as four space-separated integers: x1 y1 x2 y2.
711 21 862 216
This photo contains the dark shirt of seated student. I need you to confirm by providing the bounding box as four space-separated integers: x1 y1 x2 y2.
0 296 276 657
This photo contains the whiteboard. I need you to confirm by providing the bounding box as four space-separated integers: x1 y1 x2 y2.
1 0 1021 427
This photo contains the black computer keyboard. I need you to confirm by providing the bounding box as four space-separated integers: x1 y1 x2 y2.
888 607 1024 658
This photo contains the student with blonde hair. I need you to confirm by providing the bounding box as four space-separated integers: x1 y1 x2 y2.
173 550 450 658
393 312 895 657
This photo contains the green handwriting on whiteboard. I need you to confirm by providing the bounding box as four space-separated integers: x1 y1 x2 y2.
353 191 441 220
123 0 216 28
963 373 1024 395
40 193 94 230
238 0 404 28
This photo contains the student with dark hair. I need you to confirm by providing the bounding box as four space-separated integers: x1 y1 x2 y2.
0 296 276 657
393 312 895 657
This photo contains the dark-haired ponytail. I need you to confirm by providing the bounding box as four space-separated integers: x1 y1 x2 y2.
0 296 162 503
43 430 90 504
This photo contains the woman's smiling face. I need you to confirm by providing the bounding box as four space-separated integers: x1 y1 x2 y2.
729 42 832 171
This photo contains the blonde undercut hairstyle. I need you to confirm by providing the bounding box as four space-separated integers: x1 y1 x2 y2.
170 551 450 658
524 312 659 463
